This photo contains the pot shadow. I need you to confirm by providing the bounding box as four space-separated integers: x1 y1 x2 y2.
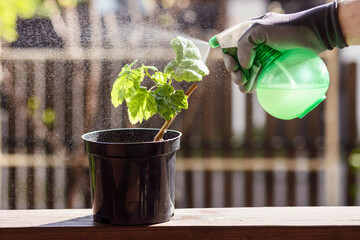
39 215 105 227
38 215 155 227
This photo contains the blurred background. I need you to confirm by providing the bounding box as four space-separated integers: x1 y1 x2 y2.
1 0 360 209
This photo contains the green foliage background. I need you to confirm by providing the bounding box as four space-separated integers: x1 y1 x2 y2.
0 0 84 42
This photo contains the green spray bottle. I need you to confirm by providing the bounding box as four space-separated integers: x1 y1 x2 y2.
209 22 329 120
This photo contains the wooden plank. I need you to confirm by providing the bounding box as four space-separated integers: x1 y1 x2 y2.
0 208 360 240
324 50 341 206
265 170 274 206
45 167 54 209
305 90 323 206
1 207 360 227
309 171 318 206
220 65 233 207
13 61 27 153
51 61 67 209
25 61 35 209
109 60 124 129
204 170 212 207
264 112 276 206
44 61 55 209
340 62 357 206
63 61 74 150
99 60 112 130
82 167 91 208
5 61 16 209
71 60 85 151
284 119 298 206
8 167 16 209
306 98 323 206
33 60 46 209
245 170 253 206
12 61 30 209
224 170 233 207
63 61 87 208
185 171 194 208
0 154 326 171
244 94 254 207
26 166 35 209
202 74 215 207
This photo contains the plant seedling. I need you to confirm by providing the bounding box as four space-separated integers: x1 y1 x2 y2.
111 36 210 141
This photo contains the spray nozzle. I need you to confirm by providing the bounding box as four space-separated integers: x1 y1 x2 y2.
209 36 220 48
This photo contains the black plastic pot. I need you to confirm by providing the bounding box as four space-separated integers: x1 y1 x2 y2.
82 128 181 225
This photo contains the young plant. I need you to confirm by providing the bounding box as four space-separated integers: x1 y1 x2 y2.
111 36 209 141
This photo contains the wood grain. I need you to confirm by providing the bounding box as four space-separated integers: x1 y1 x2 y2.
1 207 360 239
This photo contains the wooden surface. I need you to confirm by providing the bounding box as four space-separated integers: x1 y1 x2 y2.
1 207 360 239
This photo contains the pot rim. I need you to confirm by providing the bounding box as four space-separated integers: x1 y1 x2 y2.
82 128 182 145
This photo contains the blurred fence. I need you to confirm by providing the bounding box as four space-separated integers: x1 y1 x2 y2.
1 0 360 209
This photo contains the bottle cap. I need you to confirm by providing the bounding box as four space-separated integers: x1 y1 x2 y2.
256 44 282 68
209 36 220 48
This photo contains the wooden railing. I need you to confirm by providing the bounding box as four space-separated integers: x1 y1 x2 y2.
1 53 358 209
1 1 359 209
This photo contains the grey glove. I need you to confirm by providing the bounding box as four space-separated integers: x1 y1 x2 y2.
223 0 347 93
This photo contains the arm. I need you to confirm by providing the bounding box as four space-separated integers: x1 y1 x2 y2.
338 0 360 45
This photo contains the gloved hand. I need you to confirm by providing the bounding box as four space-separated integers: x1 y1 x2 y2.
223 0 347 93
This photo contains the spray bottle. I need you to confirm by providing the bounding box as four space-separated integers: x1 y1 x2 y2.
209 22 329 120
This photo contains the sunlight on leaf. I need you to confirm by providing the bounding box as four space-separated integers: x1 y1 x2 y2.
164 36 209 82
127 87 157 124
111 60 144 107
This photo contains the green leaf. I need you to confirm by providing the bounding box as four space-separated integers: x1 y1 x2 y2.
127 87 157 124
111 60 144 107
164 36 209 82
151 71 169 85
154 84 188 120
143 65 158 72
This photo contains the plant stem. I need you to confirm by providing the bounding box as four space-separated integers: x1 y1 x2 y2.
153 83 197 142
